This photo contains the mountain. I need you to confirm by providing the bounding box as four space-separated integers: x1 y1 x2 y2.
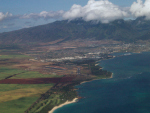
1 17 150 45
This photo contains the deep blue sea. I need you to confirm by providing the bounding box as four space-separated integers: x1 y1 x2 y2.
54 52 150 113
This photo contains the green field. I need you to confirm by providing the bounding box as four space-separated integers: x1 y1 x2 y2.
0 54 30 59
0 49 74 113
0 84 53 92
0 86 52 102
0 66 66 113
0 97 38 113
0 67 61 80
0 67 25 80
0 84 53 113
11 71 60 79
0 66 56 113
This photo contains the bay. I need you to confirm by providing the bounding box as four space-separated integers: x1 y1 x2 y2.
54 52 150 113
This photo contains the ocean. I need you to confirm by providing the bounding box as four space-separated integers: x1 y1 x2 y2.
54 52 150 113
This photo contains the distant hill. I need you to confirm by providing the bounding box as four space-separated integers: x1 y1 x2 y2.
0 17 150 45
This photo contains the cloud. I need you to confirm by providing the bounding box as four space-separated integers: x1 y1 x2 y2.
0 10 65 22
130 0 150 19
21 10 65 20
63 0 130 23
0 12 12 21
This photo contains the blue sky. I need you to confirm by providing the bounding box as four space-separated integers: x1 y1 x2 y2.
0 0 148 33
0 0 136 13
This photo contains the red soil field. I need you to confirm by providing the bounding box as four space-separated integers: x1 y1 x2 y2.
0 77 74 84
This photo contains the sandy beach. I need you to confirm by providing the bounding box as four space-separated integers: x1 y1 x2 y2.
48 68 113 113
49 98 78 113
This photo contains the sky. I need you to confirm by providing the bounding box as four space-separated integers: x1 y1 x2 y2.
0 0 149 33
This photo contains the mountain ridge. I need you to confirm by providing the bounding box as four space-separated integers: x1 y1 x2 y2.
0 17 150 45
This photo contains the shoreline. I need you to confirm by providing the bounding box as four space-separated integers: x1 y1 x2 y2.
80 72 113 85
48 52 137 113
49 73 113 113
48 63 114 113
48 98 78 113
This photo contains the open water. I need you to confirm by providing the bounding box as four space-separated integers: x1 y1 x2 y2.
54 52 150 113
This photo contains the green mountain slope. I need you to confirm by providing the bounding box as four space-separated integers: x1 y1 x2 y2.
0 17 150 45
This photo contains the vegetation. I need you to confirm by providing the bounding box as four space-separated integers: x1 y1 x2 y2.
0 48 62 113
0 67 57 80
0 67 25 80
65 59 112 78
0 54 29 59
0 84 53 92
0 84 53 113
0 97 38 113
0 37 113 113
27 83 77 113
90 63 112 78
23 60 112 112
0 52 112 113
1 17 150 45
0 47 30 59
11 71 59 79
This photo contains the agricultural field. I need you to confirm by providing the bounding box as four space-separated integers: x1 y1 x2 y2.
11 71 60 79
0 49 57 113
0 47 110 113
0 66 59 80
0 67 55 113
0 54 29 59
0 97 38 113
0 67 24 80
0 84 53 113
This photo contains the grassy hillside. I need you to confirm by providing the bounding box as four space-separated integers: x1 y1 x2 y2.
1 17 150 45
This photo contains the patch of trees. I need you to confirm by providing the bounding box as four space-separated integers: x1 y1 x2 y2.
90 64 112 77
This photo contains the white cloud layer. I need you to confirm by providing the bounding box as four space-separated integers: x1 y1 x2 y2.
130 0 150 19
0 12 12 21
21 10 65 20
2 0 150 29
63 0 130 23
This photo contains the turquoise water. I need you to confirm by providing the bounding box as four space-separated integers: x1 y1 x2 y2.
54 52 150 113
